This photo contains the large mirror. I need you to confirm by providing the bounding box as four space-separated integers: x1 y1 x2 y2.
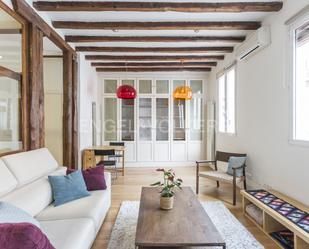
0 7 23 154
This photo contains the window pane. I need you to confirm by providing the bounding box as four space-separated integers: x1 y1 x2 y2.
156 80 169 94
226 68 236 134
104 79 117 93
173 99 186 140
122 79 134 87
139 80 152 94
295 22 309 141
121 99 134 141
139 98 152 141
0 10 22 73
190 98 203 140
103 98 117 141
0 77 22 153
218 75 226 133
156 98 169 141
173 80 186 91
190 80 203 94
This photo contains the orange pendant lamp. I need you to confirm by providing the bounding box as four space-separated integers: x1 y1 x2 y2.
173 86 193 100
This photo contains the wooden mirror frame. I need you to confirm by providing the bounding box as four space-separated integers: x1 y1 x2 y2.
0 2 28 156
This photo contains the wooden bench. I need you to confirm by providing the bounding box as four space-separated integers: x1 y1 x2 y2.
241 190 309 249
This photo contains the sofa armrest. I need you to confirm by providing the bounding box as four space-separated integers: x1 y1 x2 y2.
104 172 112 189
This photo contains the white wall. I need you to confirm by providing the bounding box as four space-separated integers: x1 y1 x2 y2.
78 53 100 168
43 58 63 165
207 0 309 206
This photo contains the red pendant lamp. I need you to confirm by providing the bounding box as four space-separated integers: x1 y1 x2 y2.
117 85 137 99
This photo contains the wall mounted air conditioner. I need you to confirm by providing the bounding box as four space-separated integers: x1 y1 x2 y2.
236 26 271 61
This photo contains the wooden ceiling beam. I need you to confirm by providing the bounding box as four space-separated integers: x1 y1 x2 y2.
85 55 224 61
91 62 217 67
65 35 246 43
96 67 212 72
76 46 233 53
53 21 261 30
33 1 283 13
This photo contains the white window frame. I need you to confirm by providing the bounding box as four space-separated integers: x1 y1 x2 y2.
287 10 309 146
217 66 237 135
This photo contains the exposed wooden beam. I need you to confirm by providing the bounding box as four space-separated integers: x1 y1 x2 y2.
91 62 217 67
76 46 233 53
34 1 283 13
12 0 75 54
96 67 211 72
53 21 261 30
0 65 21 81
0 29 22 34
66 35 246 43
86 55 224 61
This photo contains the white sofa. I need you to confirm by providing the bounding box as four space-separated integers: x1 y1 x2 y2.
0 148 111 249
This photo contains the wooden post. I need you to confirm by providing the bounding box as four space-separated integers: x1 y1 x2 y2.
63 51 73 167
72 57 78 168
28 24 44 149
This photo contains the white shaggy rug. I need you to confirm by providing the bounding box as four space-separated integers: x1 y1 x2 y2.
107 201 264 249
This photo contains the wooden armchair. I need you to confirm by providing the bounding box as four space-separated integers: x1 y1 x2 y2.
196 151 247 205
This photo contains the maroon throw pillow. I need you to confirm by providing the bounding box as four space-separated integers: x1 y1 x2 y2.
0 223 55 249
67 165 107 191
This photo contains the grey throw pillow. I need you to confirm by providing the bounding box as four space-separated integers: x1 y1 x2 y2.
226 156 247 177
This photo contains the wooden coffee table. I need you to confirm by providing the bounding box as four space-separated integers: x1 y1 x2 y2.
135 187 226 248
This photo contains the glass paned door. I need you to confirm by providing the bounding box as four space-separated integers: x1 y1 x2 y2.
173 80 186 90
156 98 169 141
103 98 117 141
121 99 135 141
139 98 152 141
122 79 134 87
190 80 203 94
156 80 169 94
104 79 117 93
190 98 203 140
139 80 152 94
173 99 186 140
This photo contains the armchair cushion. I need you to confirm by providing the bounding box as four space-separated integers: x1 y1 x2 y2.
226 156 247 177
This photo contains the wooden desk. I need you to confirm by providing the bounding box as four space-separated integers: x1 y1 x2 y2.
82 145 125 176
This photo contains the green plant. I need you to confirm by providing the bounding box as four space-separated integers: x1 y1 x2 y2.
151 169 183 197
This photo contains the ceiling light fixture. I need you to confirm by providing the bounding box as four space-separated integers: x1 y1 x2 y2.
112 29 119 33
0 56 2 59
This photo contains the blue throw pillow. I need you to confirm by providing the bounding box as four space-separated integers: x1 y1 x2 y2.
226 156 247 177
48 170 90 207
0 202 40 228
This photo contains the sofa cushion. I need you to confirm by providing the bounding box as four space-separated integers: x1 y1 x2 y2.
1 167 67 217
40 219 95 249
0 223 55 249
36 172 111 229
0 202 40 228
0 159 17 197
2 148 59 187
36 188 111 231
48 170 90 207
67 165 107 191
